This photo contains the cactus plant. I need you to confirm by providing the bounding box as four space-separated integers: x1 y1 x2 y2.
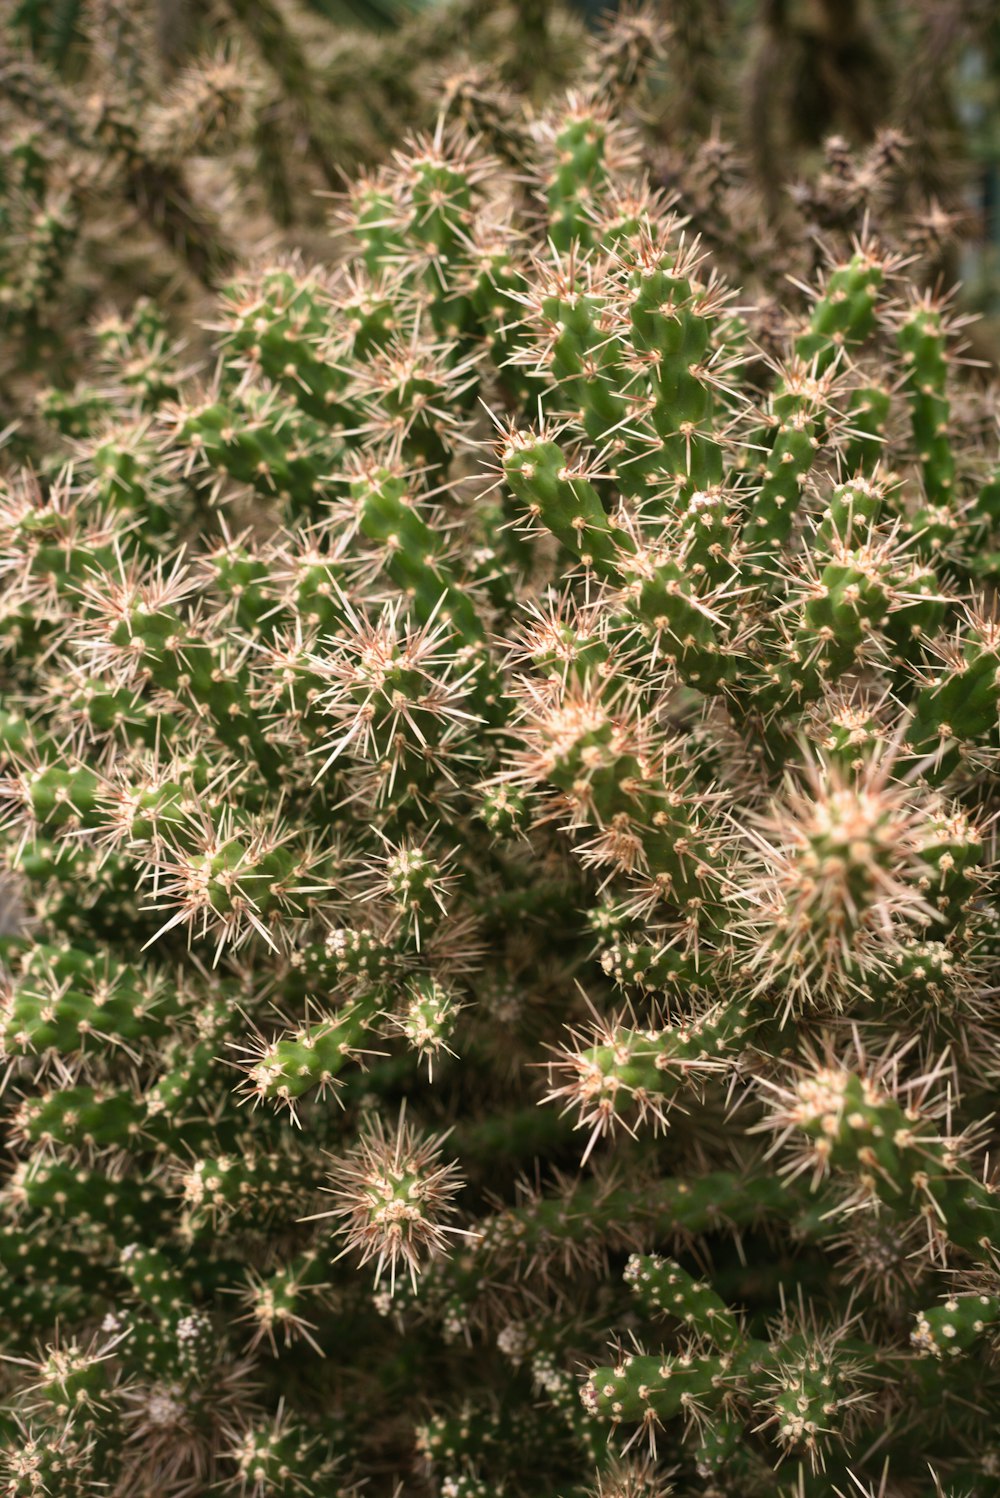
2 11 1000 1498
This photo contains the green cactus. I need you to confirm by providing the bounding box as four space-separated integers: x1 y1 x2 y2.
2 11 1000 1498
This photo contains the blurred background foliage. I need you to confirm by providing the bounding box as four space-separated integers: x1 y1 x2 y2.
1 0 999 419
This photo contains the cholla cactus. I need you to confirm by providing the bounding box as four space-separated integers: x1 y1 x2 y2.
0 0 595 414
3 11 1000 1497
0 1 250 325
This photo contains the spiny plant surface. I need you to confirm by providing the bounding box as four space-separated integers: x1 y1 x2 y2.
0 0 589 415
3 17 1000 1498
